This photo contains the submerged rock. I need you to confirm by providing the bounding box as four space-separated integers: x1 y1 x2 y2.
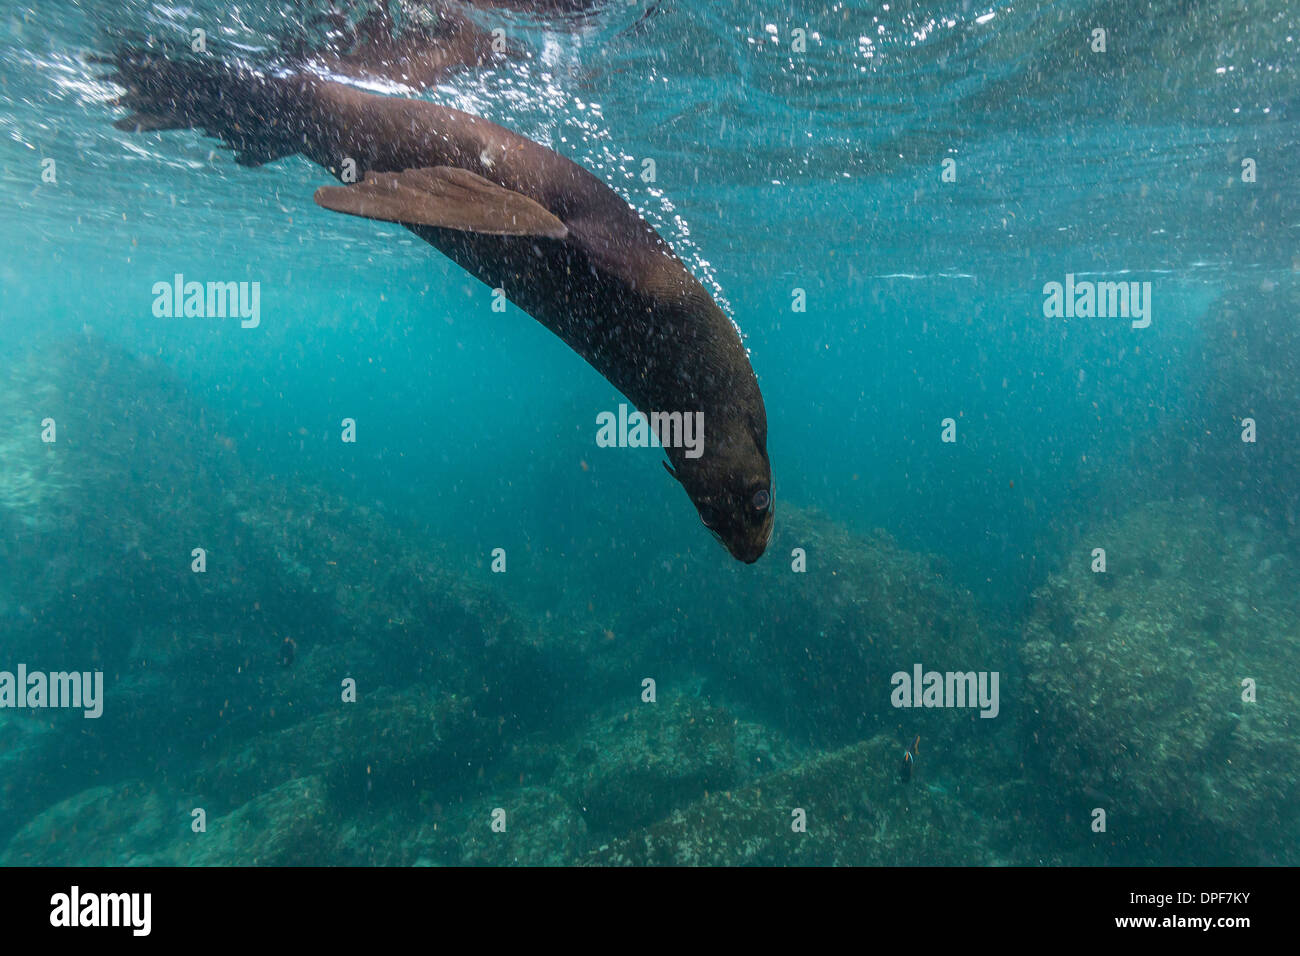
191 686 506 815
0 780 183 866
638 505 999 746
0 342 309 832
547 696 738 835
412 787 591 867
0 339 593 846
1023 499 1300 863
582 733 1009 866
4 773 336 867
186 777 334 866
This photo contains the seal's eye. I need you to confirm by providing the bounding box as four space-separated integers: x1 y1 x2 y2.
698 504 721 529
751 488 770 512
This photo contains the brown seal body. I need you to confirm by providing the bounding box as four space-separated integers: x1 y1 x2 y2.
102 49 773 561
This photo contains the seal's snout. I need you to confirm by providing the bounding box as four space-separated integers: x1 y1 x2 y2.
729 508 774 563
697 490 773 564
674 425 773 564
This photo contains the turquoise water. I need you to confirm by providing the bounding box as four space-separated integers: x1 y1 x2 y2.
1 1 1297 865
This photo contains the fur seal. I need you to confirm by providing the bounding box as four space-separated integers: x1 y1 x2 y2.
100 48 773 562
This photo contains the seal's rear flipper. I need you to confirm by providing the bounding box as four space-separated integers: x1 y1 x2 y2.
314 167 569 239
97 47 309 167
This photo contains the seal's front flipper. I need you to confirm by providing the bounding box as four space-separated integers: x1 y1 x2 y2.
314 166 569 239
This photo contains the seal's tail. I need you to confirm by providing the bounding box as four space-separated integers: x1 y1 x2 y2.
94 47 313 167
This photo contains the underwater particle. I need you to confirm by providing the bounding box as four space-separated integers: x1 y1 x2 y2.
1138 556 1164 578
899 734 920 783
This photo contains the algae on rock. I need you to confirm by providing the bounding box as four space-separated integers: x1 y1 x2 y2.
1022 499 1300 863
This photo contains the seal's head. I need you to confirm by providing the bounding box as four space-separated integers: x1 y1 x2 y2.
666 412 773 563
